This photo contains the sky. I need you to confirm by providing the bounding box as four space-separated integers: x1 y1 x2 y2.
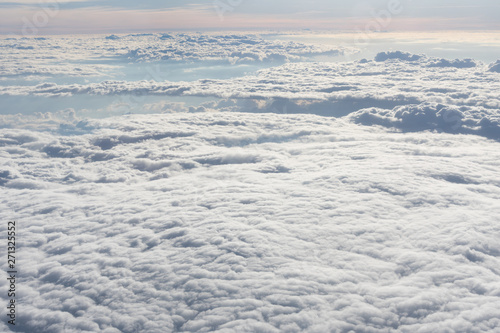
0 0 499 34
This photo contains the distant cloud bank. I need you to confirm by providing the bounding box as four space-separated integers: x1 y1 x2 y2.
1 36 499 140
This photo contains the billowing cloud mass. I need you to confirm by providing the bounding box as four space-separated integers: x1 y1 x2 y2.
1 112 500 332
0 34 346 78
350 103 500 140
1 33 500 332
2 48 498 106
2 44 499 141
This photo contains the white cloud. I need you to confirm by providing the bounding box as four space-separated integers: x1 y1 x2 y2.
1 112 500 332
123 34 345 63
349 102 500 140
0 37 119 78
0 34 347 79
374 51 423 62
1 34 500 332
2 49 499 142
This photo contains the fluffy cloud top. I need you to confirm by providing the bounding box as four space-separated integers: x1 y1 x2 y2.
124 34 344 63
2 49 499 141
0 29 500 333
375 51 478 68
0 34 346 78
2 31 500 333
374 51 422 62
350 103 500 140
1 112 500 332
2 50 497 105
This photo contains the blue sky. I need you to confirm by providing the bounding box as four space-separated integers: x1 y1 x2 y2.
0 0 499 34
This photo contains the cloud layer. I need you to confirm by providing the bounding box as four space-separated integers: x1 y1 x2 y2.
0 34 346 78
349 102 500 140
1 112 500 332
1 34 500 332
2 46 499 141
3 49 498 107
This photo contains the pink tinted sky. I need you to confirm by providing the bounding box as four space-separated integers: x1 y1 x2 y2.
0 1 499 35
